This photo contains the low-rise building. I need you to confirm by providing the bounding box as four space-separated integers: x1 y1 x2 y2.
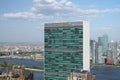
0 65 33 80
67 70 90 80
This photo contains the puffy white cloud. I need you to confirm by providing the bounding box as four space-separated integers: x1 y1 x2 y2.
31 0 75 15
2 0 120 20
3 12 47 20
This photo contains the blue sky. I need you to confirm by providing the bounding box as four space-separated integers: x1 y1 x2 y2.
0 0 120 43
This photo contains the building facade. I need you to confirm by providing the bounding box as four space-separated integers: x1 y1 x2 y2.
108 41 118 64
44 21 90 80
90 40 97 64
98 37 102 46
102 34 108 54
97 45 103 63
96 35 108 64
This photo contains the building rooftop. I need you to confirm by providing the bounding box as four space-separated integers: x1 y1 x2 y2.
45 21 88 28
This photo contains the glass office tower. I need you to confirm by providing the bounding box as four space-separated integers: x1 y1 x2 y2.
44 21 90 80
102 34 108 53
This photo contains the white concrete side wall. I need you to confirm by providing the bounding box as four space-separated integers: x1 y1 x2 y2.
83 21 90 71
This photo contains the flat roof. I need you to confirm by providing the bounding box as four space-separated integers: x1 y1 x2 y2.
45 21 88 28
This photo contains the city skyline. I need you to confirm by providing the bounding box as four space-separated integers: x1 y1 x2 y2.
90 34 120 64
0 0 120 42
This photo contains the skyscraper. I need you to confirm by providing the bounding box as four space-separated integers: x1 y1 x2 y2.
90 40 97 63
97 45 103 63
96 36 103 63
102 34 108 54
98 37 102 46
108 41 118 64
44 21 90 80
95 35 108 64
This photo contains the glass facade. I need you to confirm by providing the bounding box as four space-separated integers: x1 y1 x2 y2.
102 34 108 54
45 24 84 80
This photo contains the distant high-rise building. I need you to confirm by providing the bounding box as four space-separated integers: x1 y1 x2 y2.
98 37 102 46
44 21 90 80
90 40 97 63
95 35 108 64
95 36 103 64
102 34 108 54
108 41 118 63
96 44 103 63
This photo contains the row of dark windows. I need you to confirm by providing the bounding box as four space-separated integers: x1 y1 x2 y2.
45 41 83 45
45 34 83 39
45 28 83 35
45 37 83 42
45 45 83 48
45 27 83 31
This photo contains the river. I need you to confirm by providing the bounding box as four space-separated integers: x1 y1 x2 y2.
1 58 120 80
91 66 120 80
